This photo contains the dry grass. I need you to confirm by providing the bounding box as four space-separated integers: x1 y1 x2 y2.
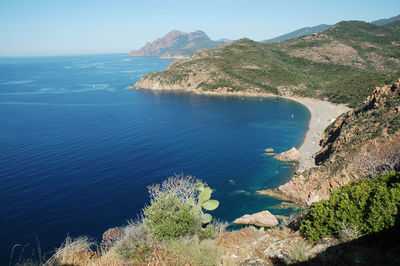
337 223 360 243
285 241 312 264
349 135 400 178
165 235 225 266
46 236 97 265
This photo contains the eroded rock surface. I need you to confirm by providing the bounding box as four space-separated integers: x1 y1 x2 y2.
233 211 278 227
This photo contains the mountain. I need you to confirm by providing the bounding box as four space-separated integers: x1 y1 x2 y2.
262 24 331 43
128 30 229 59
132 21 400 107
261 14 400 44
371 14 400 26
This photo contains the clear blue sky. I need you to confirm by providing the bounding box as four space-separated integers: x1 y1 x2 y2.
0 0 399 56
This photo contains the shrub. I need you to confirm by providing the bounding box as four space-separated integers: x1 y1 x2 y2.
285 241 312 264
300 171 400 242
143 174 220 240
349 136 400 178
114 219 154 260
143 193 201 239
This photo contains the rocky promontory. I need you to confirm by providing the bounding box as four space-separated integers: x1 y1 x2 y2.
128 30 229 59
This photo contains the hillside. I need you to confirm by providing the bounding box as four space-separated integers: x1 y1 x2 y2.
262 24 331 43
128 30 229 59
261 14 400 44
275 21 400 72
267 78 400 205
384 20 400 32
132 21 400 107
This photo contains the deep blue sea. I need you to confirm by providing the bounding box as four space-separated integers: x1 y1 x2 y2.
0 54 309 263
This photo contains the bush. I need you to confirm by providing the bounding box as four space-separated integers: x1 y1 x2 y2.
300 171 400 242
285 241 312 264
349 136 400 178
143 174 220 240
143 193 201 239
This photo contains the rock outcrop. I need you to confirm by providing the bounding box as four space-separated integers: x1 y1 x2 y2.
128 30 229 59
267 78 400 205
274 147 301 162
232 211 278 227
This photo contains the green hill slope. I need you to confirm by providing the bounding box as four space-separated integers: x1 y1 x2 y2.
133 21 400 107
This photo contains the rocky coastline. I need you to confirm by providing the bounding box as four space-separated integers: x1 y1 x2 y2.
128 83 351 205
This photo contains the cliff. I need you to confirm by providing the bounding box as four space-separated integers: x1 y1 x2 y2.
132 21 400 107
128 30 229 59
270 78 400 205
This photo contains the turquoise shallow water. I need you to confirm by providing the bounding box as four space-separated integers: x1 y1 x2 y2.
0 54 309 262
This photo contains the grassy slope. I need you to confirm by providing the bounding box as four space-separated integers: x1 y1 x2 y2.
140 21 400 107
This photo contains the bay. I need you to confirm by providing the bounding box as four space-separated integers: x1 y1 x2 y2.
0 54 309 262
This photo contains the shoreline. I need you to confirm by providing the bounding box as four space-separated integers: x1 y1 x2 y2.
282 96 351 171
129 86 351 172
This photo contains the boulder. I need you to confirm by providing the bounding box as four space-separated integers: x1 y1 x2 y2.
233 210 278 227
274 147 301 162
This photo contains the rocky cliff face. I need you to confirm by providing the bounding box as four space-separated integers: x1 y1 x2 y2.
273 78 400 205
128 30 229 59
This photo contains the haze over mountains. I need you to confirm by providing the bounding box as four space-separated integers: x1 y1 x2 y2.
129 14 400 59
262 13 400 43
262 24 331 43
371 14 400 26
128 30 229 59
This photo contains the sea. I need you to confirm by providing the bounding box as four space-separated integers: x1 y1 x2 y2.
0 54 309 263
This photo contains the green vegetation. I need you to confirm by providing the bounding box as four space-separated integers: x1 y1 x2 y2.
114 174 225 265
139 21 400 107
143 193 200 239
383 21 400 32
40 174 227 266
300 171 400 242
143 176 220 240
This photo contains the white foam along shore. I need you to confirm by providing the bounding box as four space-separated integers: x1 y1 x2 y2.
282 96 351 171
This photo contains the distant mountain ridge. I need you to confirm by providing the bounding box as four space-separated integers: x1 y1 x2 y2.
371 14 400 26
128 30 229 59
262 14 400 43
132 20 400 107
262 24 331 43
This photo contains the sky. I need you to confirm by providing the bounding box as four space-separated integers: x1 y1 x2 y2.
0 0 399 56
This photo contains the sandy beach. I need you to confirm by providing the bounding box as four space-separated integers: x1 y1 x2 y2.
282 96 351 171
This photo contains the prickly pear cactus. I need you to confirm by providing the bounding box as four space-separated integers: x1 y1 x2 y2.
194 182 219 223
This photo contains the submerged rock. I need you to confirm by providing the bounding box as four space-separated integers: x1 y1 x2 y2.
233 210 278 227
274 147 301 162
